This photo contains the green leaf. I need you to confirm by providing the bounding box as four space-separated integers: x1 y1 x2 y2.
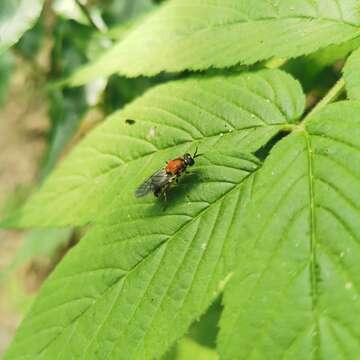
344 46 360 100
219 101 360 359
40 19 96 178
68 0 360 83
5 149 257 360
3 69 305 359
0 0 45 54
3 69 304 228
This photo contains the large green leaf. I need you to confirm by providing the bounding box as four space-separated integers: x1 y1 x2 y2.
4 150 256 360
344 46 360 100
68 0 360 83
3 69 304 228
3 69 305 359
219 101 360 359
0 0 44 53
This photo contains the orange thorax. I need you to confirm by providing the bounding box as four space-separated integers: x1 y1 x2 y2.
165 158 186 175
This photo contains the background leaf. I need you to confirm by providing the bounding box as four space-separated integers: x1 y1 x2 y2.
52 0 89 24
99 0 155 28
1 228 72 278
284 37 360 94
4 69 304 228
219 101 360 359
0 0 45 54
68 0 360 83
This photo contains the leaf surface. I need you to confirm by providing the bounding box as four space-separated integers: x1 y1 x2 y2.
3 69 304 228
68 0 360 83
4 137 258 360
4 69 305 359
219 101 360 359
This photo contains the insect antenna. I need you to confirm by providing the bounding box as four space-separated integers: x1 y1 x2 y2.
193 146 202 158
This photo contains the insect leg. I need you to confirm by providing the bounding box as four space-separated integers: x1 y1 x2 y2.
162 182 172 201
161 183 172 210
154 188 161 197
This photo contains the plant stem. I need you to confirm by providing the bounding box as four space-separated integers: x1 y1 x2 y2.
305 77 346 121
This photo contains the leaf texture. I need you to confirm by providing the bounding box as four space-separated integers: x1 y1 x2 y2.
5 148 257 359
219 101 360 359
68 0 360 83
3 69 305 228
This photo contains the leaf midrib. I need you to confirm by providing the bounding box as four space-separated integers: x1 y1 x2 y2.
303 129 320 358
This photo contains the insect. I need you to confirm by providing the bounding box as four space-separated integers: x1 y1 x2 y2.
135 148 201 200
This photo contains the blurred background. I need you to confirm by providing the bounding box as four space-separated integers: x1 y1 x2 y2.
0 0 350 356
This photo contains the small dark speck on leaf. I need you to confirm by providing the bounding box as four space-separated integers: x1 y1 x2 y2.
125 119 136 125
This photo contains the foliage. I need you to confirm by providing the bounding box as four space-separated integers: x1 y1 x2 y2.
219 102 360 358
68 0 360 82
0 51 14 107
0 0 45 54
2 0 360 359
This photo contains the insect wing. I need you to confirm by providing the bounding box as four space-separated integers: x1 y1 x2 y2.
135 169 172 197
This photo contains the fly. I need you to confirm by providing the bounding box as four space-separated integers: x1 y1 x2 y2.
135 147 201 200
